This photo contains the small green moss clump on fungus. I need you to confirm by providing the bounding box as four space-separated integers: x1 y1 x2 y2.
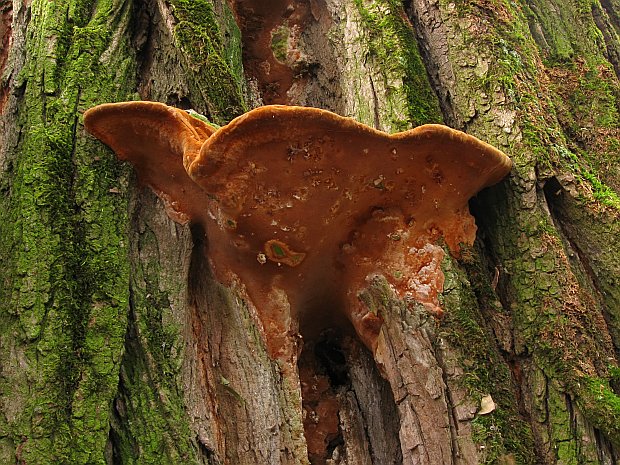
271 25 290 63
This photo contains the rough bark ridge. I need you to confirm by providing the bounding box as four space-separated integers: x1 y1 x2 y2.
0 0 619 464
404 0 620 462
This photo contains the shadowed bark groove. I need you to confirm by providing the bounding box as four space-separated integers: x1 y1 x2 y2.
542 176 620 360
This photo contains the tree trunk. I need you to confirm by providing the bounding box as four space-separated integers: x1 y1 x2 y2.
1 0 619 463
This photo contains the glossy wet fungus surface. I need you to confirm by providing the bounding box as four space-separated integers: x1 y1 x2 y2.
84 101 512 360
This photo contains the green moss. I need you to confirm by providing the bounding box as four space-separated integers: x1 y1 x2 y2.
543 381 603 464
0 0 245 462
353 0 443 128
582 171 620 208
441 252 537 464
517 0 620 198
523 0 576 63
476 179 620 452
549 144 620 210
426 0 620 454
108 309 198 464
169 0 247 124
471 415 512 464
271 25 290 63
0 0 137 462
575 377 620 446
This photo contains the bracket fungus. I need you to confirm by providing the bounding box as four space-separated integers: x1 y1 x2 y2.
84 101 511 360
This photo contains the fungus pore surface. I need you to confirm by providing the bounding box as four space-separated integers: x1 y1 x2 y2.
84 101 511 359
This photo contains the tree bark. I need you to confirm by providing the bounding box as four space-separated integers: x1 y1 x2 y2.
1 0 619 464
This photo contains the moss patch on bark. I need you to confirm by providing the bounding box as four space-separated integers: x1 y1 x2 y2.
168 0 247 124
0 0 137 462
0 0 249 462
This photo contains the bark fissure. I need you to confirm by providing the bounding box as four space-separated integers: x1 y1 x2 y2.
543 177 620 359
402 0 458 127
0 0 12 115
368 74 381 130
435 342 463 465
593 0 620 79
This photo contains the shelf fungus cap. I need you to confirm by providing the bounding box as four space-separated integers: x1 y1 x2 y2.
84 101 215 223
84 102 512 358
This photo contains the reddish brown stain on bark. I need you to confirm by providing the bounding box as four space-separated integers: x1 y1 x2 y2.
231 0 313 103
0 2 13 116
299 352 341 463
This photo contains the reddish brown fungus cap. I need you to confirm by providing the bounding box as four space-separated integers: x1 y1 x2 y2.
185 105 511 259
84 102 512 356
84 101 215 223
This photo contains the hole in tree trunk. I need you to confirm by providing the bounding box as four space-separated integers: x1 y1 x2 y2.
298 320 402 464
299 329 346 464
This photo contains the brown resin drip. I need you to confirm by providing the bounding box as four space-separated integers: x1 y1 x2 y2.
231 0 313 103
84 101 512 361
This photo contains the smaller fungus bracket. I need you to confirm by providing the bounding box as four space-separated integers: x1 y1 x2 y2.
84 101 215 223
83 101 512 359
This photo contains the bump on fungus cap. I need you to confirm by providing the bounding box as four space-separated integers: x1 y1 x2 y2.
84 102 512 357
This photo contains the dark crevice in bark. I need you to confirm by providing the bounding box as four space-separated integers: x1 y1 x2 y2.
315 330 350 387
107 290 142 465
297 287 400 463
107 386 127 465
299 329 347 464
402 0 459 127
298 328 403 464
591 2 620 80
468 193 515 344
434 345 463 465
368 75 381 130
196 436 218 465
469 189 549 464
344 336 403 465
131 0 153 94
595 428 620 465
564 392 618 463
0 0 12 116
542 176 620 362
566 394 580 457
133 0 160 102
